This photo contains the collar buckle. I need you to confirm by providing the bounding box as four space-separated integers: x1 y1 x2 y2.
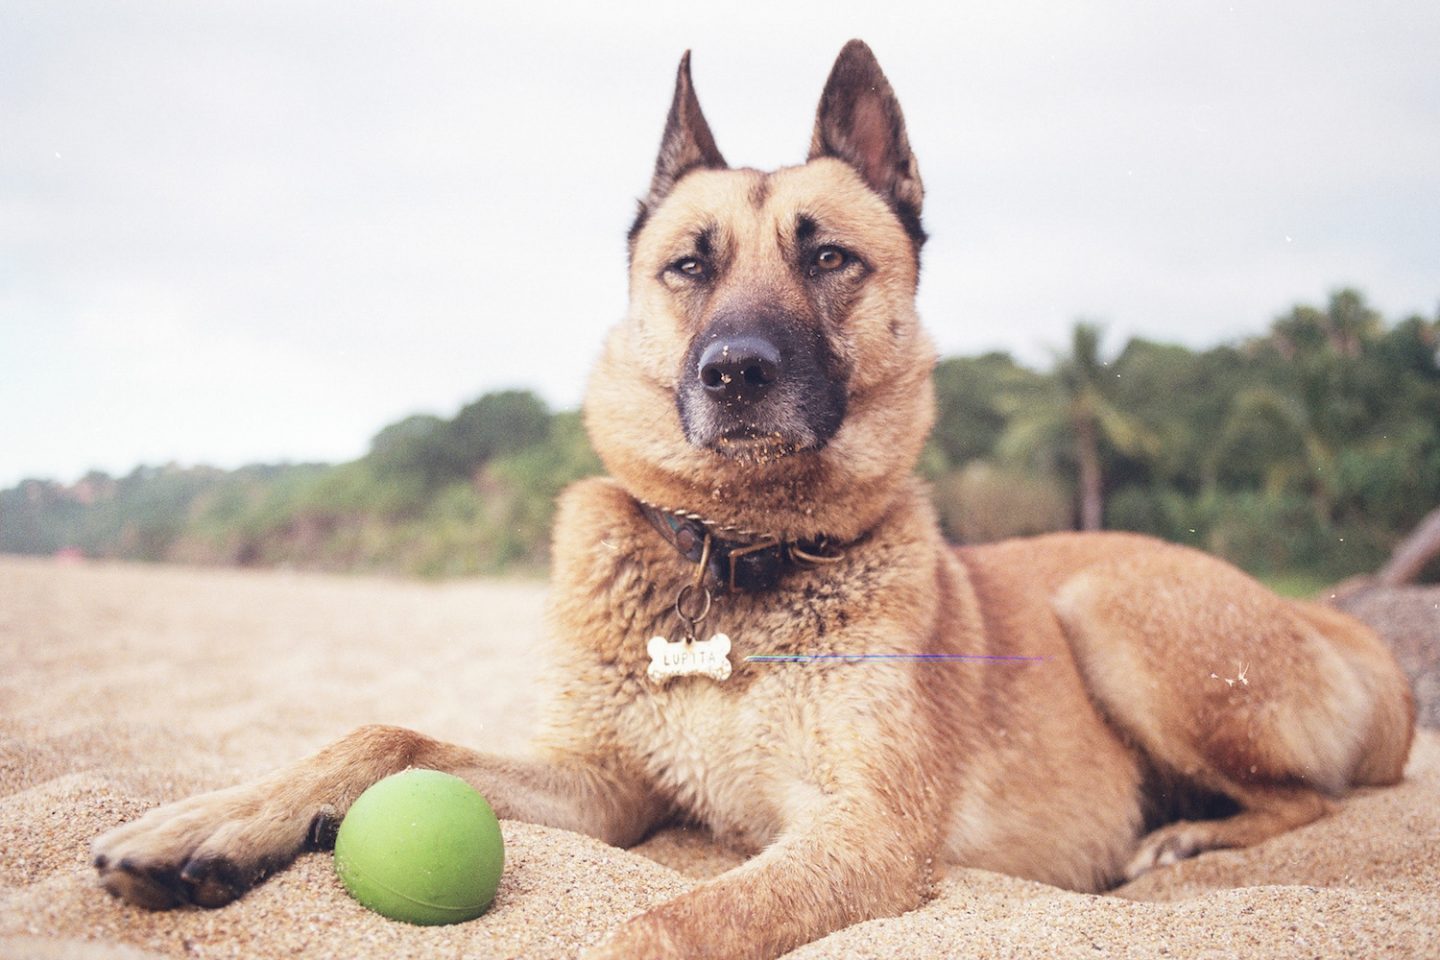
637 500 846 594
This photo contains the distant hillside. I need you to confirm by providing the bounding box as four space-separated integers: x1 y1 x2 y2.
2 391 600 577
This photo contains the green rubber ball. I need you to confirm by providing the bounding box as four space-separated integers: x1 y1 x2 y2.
334 769 504 925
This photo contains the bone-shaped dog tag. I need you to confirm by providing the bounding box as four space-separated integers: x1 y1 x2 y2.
647 633 733 684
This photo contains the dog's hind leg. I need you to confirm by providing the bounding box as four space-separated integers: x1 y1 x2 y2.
93 724 663 909
1286 598 1414 786
1050 544 1414 882
1121 785 1332 879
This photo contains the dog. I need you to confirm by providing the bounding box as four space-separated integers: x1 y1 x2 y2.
93 40 1416 959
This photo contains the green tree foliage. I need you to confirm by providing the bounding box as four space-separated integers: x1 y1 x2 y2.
927 353 1040 472
363 390 553 506
367 415 456 492
448 390 551 468
1103 290 1440 577
991 323 1157 531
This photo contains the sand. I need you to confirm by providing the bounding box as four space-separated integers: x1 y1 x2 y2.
2 555 1437 959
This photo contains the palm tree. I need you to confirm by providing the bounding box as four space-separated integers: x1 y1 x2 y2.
998 323 1157 531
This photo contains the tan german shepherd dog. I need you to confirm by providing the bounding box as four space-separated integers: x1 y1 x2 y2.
94 41 1415 959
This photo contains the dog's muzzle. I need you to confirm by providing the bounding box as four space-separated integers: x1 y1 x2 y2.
676 309 847 458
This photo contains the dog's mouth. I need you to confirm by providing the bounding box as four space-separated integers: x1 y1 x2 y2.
681 401 834 462
709 428 804 462
716 425 781 445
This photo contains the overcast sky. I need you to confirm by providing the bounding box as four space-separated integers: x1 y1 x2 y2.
3 0 1438 488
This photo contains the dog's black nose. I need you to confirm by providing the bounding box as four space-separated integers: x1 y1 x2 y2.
697 335 782 404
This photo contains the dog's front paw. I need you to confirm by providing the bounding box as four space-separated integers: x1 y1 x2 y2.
92 781 336 909
583 926 677 960
582 906 701 960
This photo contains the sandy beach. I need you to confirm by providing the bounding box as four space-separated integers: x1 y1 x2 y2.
2 555 1436 959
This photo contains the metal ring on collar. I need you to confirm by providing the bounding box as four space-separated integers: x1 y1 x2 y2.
674 582 713 625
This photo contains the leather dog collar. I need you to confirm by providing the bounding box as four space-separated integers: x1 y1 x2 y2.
636 499 846 593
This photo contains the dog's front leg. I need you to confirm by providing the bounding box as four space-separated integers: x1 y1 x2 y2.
587 793 934 960
94 724 662 910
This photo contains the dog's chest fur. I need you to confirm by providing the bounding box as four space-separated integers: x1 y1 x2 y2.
546 478 937 850
617 569 887 850
619 672 790 849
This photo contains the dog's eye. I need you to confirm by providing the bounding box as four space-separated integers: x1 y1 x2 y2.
810 246 848 275
672 257 708 280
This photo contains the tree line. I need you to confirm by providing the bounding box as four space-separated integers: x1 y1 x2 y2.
3 289 1437 587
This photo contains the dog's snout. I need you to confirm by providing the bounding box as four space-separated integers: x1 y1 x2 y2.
677 308 846 456
697 335 783 404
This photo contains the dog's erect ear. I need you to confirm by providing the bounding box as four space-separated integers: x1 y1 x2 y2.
645 51 727 209
809 40 924 241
